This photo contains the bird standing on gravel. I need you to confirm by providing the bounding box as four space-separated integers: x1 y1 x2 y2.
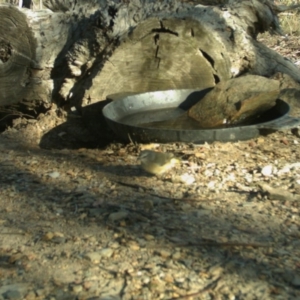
138 150 180 176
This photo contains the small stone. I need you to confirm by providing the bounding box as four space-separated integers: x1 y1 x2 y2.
143 199 154 210
257 137 265 144
157 249 171 258
174 277 185 284
35 289 46 297
164 273 174 283
42 232 54 241
108 211 129 222
84 252 101 263
172 251 181 260
47 171 60 178
0 284 28 300
61 250 71 258
8 253 23 264
99 248 114 258
259 183 300 201
261 165 273 177
51 236 66 244
127 241 140 251
82 281 93 290
72 285 83 293
209 265 224 277
144 234 155 241
3 290 22 300
180 173 195 185
291 274 300 287
180 203 191 212
280 138 289 145
24 291 36 300
109 242 120 249
52 270 76 287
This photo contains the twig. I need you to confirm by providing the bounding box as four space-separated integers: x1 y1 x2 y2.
0 109 35 122
167 236 271 248
127 133 136 145
113 179 172 200
114 180 212 202
167 277 221 300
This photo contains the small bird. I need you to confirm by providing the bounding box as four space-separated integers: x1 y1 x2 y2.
138 150 180 176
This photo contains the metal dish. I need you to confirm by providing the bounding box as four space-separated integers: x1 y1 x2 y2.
102 89 300 143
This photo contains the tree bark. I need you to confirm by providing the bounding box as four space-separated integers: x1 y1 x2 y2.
0 0 299 109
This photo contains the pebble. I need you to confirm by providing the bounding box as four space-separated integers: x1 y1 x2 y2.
24 291 36 300
164 273 174 283
172 251 181 260
72 285 83 293
8 253 23 264
3 290 22 300
99 248 114 258
143 199 154 210
42 232 54 241
0 284 28 300
180 173 195 185
259 183 300 201
35 289 46 297
144 234 155 241
157 249 171 258
84 252 102 263
47 171 60 178
291 274 300 287
108 211 129 222
261 165 273 176
127 241 140 251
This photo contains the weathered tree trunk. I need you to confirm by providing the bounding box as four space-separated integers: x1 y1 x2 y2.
0 0 299 109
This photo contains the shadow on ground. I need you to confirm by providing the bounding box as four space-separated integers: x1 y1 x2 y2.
0 131 299 299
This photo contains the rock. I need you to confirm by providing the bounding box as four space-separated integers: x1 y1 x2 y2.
84 251 102 263
258 183 300 201
188 75 279 128
3 290 22 300
24 291 36 300
47 171 60 178
99 248 114 258
127 241 140 251
8 253 23 264
52 270 76 287
142 199 154 210
71 284 83 293
35 289 46 297
157 249 171 258
172 251 181 260
144 234 155 241
0 284 28 300
42 232 54 241
261 165 273 176
291 274 300 287
51 236 66 244
180 173 195 185
164 273 174 283
108 211 129 222
98 295 121 300
42 232 65 243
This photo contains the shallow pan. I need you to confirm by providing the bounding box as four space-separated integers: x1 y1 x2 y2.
102 89 300 144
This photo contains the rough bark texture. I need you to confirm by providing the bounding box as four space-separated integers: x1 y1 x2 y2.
0 4 72 106
0 0 299 109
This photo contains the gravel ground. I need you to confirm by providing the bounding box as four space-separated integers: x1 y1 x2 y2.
0 34 300 300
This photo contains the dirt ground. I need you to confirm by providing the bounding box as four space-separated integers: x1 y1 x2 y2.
0 34 300 300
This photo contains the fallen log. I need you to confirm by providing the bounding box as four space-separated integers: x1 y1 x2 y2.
0 0 299 112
